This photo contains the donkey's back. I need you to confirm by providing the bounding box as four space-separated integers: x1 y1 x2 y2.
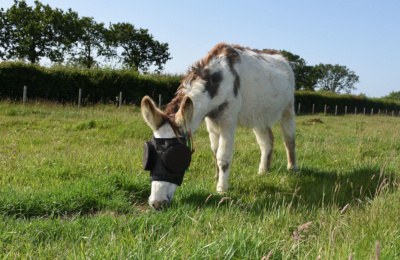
233 46 295 128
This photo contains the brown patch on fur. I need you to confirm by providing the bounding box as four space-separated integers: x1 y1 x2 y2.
164 84 185 119
266 128 274 171
233 74 240 96
285 137 296 169
221 163 230 172
184 43 240 85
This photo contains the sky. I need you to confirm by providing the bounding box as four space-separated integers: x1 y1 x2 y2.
2 0 400 98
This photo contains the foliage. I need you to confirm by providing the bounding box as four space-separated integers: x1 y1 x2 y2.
295 91 400 115
0 61 181 104
3 0 80 63
0 1 171 72
68 17 114 69
280 50 321 91
0 103 399 258
383 90 400 100
314 63 359 94
109 22 172 72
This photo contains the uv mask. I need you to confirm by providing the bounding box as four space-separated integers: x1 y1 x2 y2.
143 136 192 186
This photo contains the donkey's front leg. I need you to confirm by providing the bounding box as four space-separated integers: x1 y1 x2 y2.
216 125 236 194
206 118 220 180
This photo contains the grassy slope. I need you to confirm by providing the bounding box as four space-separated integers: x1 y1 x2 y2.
0 101 399 259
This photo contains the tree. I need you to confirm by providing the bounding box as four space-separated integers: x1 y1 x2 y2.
109 22 171 72
280 50 321 91
383 91 400 100
314 64 359 94
68 17 114 68
5 0 80 63
0 8 13 60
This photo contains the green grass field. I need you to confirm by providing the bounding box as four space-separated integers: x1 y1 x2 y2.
0 101 399 259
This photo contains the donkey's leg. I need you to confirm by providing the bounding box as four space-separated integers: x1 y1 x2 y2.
206 118 220 180
216 124 236 194
280 106 298 171
253 127 274 174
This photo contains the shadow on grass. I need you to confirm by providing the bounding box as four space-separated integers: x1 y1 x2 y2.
179 164 398 215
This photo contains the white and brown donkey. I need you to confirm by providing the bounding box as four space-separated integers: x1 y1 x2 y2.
141 43 297 209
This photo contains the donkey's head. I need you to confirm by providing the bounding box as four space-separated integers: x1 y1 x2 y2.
141 95 194 210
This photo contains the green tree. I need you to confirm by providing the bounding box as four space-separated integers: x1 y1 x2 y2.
280 50 321 91
5 0 80 63
0 8 13 60
383 91 400 100
109 22 171 72
314 63 359 94
69 17 114 68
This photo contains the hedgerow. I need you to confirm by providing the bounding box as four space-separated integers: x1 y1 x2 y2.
1 62 399 114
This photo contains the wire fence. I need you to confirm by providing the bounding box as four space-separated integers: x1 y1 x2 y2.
2 86 400 117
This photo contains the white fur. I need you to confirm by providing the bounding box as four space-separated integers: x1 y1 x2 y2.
143 44 297 208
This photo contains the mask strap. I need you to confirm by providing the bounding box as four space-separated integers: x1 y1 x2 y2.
186 132 195 154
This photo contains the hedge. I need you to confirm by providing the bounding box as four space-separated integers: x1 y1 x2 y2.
295 91 400 115
1 62 400 114
0 62 181 105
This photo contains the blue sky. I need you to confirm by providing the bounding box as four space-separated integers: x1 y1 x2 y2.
2 0 400 97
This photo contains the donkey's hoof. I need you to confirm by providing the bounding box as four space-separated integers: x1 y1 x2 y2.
217 183 229 194
288 165 299 172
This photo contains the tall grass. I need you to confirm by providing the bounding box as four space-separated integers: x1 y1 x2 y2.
0 101 399 259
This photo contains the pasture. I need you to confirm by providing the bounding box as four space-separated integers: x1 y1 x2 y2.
0 101 399 259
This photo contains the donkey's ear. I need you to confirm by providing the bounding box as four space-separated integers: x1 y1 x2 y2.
175 95 194 132
141 96 164 131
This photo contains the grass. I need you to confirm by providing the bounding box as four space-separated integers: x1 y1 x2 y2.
0 100 399 259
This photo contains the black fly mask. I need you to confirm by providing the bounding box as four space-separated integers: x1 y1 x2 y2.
143 136 192 186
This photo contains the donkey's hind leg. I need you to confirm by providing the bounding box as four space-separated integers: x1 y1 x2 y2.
253 127 274 174
280 106 297 171
206 118 220 180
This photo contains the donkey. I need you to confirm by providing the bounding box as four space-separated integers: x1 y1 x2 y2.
141 43 297 210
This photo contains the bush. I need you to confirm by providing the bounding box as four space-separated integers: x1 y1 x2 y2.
0 62 182 105
1 62 400 114
295 91 400 115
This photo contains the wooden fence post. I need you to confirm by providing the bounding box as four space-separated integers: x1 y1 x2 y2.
23 86 27 105
78 88 82 110
119 92 123 109
298 103 301 115
345 106 347 116
355 107 357 115
312 104 315 115
324 104 327 115
335 105 337 116
363 107 366 115
158 94 162 109
371 108 373 116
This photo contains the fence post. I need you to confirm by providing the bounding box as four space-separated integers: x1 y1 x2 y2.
78 88 82 110
363 107 366 115
371 108 373 116
23 86 27 105
119 92 123 109
297 103 301 115
335 105 337 116
324 104 327 115
158 94 162 109
312 104 315 115
345 106 347 116
355 107 357 115
378 109 381 116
